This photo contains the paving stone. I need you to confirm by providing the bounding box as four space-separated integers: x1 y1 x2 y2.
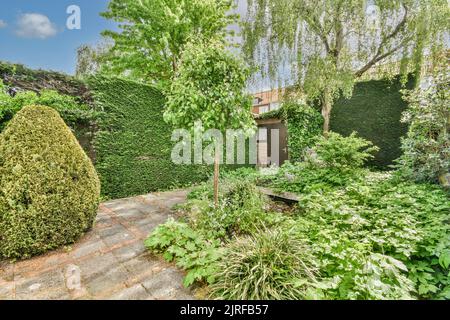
120 253 164 284
106 283 150 300
0 189 193 300
14 269 68 300
17 287 72 300
96 224 135 247
85 265 129 296
134 214 169 235
0 262 14 282
95 213 115 228
129 202 162 214
141 268 188 299
113 207 145 220
77 252 118 279
69 238 107 260
161 197 187 209
102 198 133 210
111 241 146 263
14 251 70 276
0 281 14 300
139 194 159 203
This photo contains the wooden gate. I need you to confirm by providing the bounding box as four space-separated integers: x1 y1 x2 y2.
256 118 288 167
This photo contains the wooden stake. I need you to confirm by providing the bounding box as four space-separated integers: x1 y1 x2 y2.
213 148 220 207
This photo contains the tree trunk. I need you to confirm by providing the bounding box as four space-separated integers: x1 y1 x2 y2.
321 89 332 136
213 150 220 207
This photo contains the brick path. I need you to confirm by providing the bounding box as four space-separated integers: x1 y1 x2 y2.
0 190 195 300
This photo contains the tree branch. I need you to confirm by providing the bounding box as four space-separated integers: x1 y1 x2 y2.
301 5 332 54
354 3 410 78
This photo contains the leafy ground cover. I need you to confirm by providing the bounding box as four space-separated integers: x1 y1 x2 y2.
145 133 449 300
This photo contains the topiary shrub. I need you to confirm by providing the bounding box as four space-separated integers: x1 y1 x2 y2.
0 105 100 259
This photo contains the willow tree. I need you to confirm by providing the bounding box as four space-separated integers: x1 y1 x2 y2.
101 0 237 89
243 0 449 134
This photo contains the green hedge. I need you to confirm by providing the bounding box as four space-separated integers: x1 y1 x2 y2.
331 77 415 168
0 105 100 259
87 77 211 199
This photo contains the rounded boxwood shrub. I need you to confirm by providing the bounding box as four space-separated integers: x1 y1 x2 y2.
0 105 100 259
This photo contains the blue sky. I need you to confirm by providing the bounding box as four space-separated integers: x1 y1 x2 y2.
0 0 117 75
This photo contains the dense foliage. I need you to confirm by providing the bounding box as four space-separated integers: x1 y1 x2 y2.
146 133 449 300
87 76 211 199
396 70 450 183
311 132 379 169
272 132 378 194
243 0 449 133
0 61 92 103
0 106 100 259
164 37 255 134
146 177 281 289
0 80 94 131
101 0 237 89
269 134 450 299
145 218 223 287
290 173 449 299
186 179 270 240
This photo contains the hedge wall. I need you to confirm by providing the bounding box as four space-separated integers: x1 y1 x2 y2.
331 76 415 168
87 77 211 199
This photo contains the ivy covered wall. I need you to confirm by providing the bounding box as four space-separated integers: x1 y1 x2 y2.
331 76 415 168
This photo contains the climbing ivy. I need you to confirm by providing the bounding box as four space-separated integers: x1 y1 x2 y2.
87 76 211 199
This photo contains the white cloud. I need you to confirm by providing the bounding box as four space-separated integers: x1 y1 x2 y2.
0 20 7 28
15 13 58 39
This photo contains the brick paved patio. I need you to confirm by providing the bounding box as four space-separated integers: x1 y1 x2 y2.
0 190 195 300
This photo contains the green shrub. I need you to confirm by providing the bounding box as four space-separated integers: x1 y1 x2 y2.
188 179 269 239
0 85 94 132
209 228 318 300
395 70 450 184
271 132 378 195
272 161 367 194
145 218 223 287
311 131 379 169
0 105 100 259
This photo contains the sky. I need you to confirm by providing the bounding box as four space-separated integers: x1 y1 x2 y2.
0 0 117 75
0 0 248 76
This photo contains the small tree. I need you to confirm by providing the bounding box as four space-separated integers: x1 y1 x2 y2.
164 37 255 205
101 0 237 90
